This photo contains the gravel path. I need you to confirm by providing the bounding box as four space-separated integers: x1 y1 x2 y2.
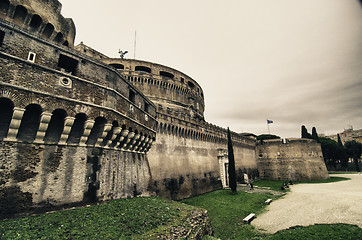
252 174 362 233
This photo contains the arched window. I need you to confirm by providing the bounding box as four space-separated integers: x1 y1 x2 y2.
0 0 10 16
135 66 151 73
29 14 42 30
44 109 67 143
187 81 195 89
63 40 69 47
86 117 106 146
109 63 124 70
160 71 174 79
17 104 42 141
67 113 87 144
0 98 13 139
42 23 54 38
13 5 27 24
54 32 63 43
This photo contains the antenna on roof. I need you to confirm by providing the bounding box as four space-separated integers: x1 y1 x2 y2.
134 31 137 59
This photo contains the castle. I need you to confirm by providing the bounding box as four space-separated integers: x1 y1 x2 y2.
0 0 328 217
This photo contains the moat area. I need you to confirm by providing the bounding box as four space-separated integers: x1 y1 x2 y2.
253 174 362 233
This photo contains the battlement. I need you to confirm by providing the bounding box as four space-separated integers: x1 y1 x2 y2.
258 138 316 145
0 0 75 47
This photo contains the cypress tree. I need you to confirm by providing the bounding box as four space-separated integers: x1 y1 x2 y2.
312 127 319 142
301 125 312 139
301 125 308 138
337 134 348 170
227 127 237 193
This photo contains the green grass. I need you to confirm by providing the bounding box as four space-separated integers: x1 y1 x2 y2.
0 197 197 240
328 171 358 174
295 176 350 184
253 176 350 192
181 190 276 239
182 189 362 240
252 180 289 192
0 176 359 240
259 224 362 240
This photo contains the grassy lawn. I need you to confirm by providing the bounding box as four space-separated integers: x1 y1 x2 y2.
0 197 198 240
182 189 362 240
181 190 274 239
1 176 359 239
252 176 350 192
328 171 358 174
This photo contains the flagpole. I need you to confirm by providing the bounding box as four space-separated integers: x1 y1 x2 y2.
267 121 270 135
134 31 137 59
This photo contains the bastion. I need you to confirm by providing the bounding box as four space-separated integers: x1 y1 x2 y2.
0 0 329 217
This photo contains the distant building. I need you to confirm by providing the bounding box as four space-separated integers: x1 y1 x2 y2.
326 127 362 144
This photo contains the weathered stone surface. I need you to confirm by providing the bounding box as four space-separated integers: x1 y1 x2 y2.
256 138 329 181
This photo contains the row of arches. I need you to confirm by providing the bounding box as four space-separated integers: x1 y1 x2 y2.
0 1 69 46
157 121 226 144
0 98 155 153
126 75 204 108
108 63 204 99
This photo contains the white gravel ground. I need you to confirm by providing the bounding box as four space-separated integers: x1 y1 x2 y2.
252 174 362 233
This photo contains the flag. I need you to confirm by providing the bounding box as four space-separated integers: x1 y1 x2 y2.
267 120 273 124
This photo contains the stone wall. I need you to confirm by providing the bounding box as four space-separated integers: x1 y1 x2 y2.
256 138 329 181
1 0 75 47
148 113 258 200
0 8 157 218
0 142 152 218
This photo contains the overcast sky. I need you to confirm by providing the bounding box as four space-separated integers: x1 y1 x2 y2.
59 0 362 138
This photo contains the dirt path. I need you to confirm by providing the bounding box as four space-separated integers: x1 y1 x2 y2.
252 174 362 233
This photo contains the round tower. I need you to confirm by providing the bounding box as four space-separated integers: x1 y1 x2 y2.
103 58 205 122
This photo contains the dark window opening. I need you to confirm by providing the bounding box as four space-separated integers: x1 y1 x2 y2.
67 113 87 144
44 109 67 143
42 23 54 38
54 32 63 43
63 40 69 47
129 89 135 103
109 63 124 70
135 66 151 73
0 97 13 139
13 5 27 24
17 104 42 141
58 54 78 75
0 30 5 46
144 101 149 113
160 71 174 79
29 14 42 30
180 77 184 83
86 117 106 146
187 81 195 88
0 0 10 16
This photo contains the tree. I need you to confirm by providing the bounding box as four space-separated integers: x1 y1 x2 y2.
344 140 362 172
257 134 280 141
337 134 348 170
319 137 340 170
312 127 319 142
227 127 237 193
301 125 312 139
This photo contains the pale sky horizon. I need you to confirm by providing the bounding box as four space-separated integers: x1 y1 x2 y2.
59 0 362 138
